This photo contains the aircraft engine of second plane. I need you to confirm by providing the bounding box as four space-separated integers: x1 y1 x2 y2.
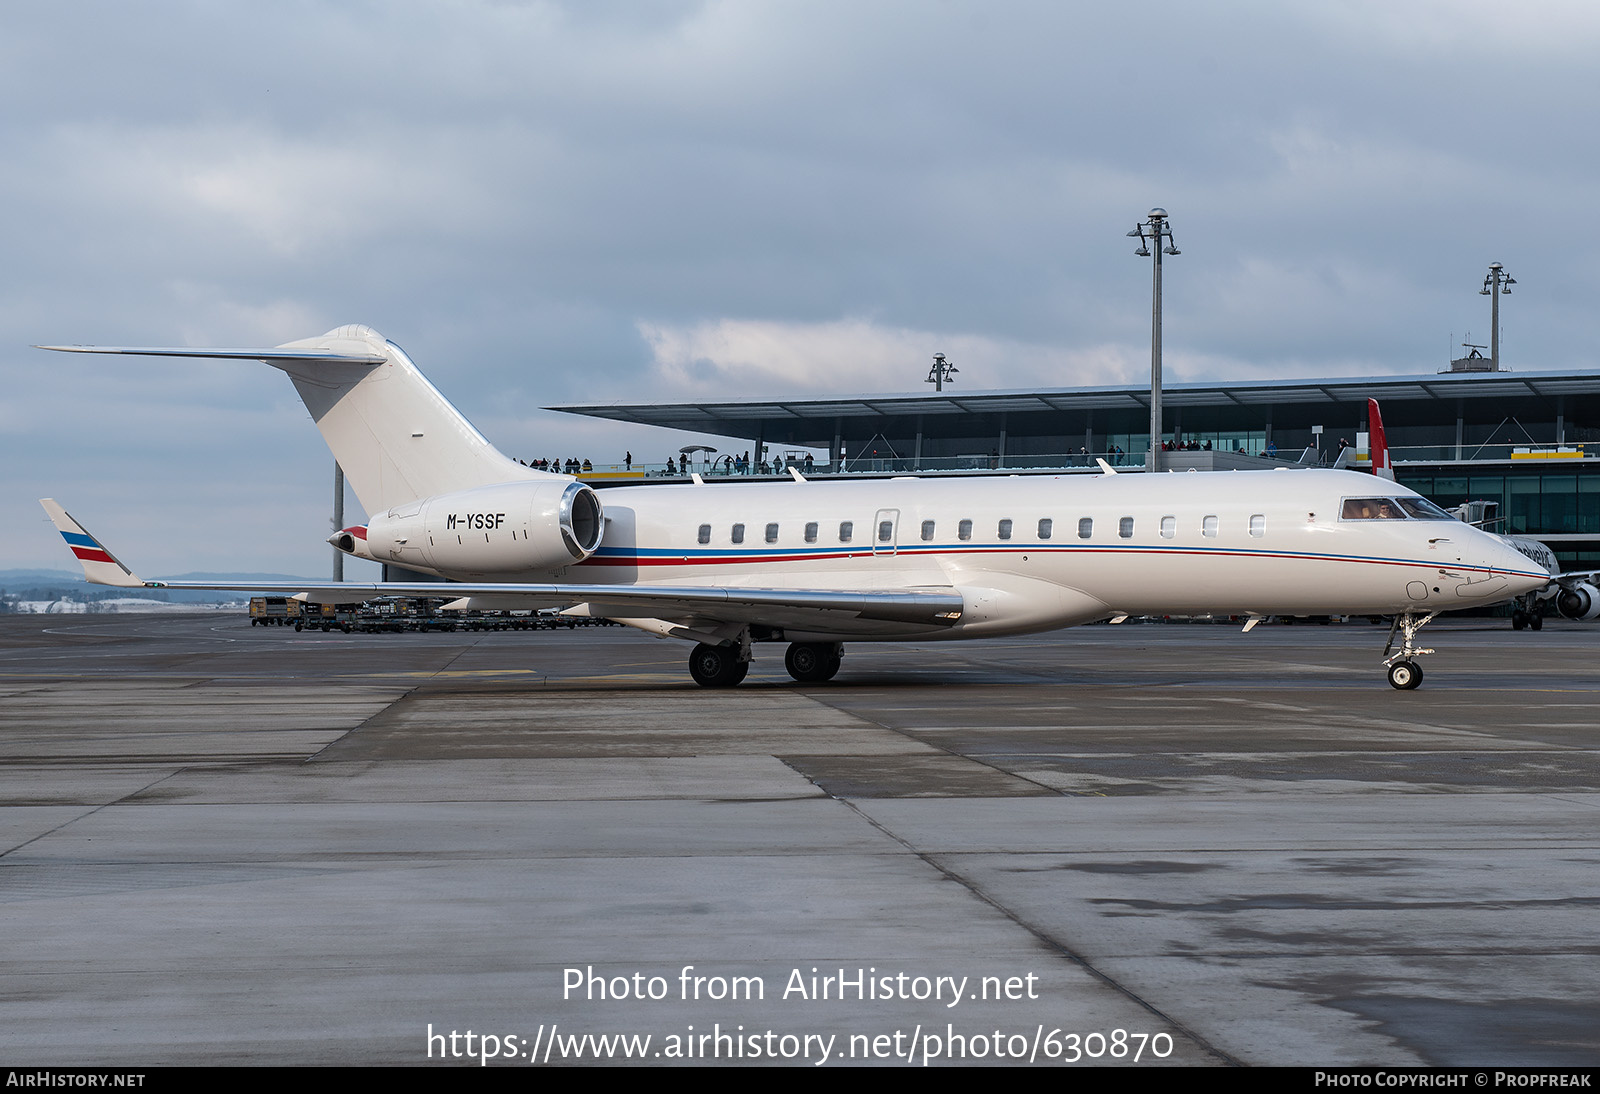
365 479 604 575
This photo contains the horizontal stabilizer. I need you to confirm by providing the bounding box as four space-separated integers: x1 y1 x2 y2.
36 345 387 365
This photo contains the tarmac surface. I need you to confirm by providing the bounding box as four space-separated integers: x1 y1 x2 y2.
1 612 1597 1067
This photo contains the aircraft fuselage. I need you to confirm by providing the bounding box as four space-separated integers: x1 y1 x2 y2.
362 468 1546 640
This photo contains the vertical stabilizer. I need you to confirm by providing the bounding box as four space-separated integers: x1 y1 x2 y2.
1368 398 1393 480
270 326 549 513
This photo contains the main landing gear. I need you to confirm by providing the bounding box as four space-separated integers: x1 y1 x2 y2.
784 642 842 684
1381 611 1436 690
686 640 844 687
688 642 749 687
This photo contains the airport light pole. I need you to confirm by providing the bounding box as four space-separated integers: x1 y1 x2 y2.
926 353 958 393
332 461 344 582
1129 208 1179 472
1480 262 1516 371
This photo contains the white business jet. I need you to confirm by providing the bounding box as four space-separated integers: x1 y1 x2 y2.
39 325 1547 689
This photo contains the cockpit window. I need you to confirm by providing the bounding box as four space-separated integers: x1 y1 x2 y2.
1395 497 1454 520
1340 496 1456 521
1340 497 1406 520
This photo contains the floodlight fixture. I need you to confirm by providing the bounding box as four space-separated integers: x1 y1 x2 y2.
1479 262 1516 369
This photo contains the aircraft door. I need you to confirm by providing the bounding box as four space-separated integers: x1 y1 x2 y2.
872 508 900 556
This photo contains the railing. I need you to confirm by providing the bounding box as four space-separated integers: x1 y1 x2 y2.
561 448 1329 480
543 442 1599 481
559 451 1150 479
1387 443 1596 464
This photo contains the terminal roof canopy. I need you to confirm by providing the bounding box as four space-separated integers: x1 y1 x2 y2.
548 369 1600 448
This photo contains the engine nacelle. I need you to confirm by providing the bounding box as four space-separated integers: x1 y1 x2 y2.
1557 582 1600 621
366 480 603 575
328 525 379 561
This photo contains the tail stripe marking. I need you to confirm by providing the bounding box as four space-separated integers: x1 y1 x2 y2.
58 530 119 566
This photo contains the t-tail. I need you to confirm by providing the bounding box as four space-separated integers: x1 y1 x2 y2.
37 325 554 514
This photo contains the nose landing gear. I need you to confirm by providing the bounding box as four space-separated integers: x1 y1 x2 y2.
1386 659 1422 690
1382 611 1436 690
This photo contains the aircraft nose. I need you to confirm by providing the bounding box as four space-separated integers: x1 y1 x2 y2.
1492 541 1550 597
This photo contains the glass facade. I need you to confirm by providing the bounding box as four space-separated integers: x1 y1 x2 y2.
1397 467 1600 536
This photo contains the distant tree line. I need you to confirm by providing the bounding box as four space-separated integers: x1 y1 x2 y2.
0 585 173 610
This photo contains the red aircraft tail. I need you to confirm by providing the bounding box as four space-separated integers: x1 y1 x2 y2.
1368 398 1393 479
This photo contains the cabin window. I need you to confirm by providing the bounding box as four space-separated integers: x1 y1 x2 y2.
878 520 893 543
731 523 745 544
839 521 853 543
1119 516 1134 538
805 521 818 543
1078 517 1093 539
998 519 1013 540
765 522 779 544
1202 515 1218 537
697 524 711 545
921 520 936 541
1160 516 1175 539
959 519 973 541
1250 514 1265 537
1038 518 1053 540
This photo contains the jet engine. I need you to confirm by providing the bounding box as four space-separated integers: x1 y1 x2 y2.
1556 582 1600 621
328 525 379 561
364 479 603 575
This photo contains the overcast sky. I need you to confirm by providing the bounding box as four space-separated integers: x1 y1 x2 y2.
5 0 1598 576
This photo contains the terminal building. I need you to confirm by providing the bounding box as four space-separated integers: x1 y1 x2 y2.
553 363 1600 569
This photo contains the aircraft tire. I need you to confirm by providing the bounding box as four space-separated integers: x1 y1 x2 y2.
1531 614 1544 631
1387 660 1423 690
1512 611 1527 630
689 643 745 687
785 642 843 683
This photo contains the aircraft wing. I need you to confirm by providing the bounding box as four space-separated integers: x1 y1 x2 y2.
40 500 963 631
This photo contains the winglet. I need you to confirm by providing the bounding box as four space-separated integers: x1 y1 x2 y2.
38 500 145 587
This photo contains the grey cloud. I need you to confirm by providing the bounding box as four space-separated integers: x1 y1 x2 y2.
4 1 1597 572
